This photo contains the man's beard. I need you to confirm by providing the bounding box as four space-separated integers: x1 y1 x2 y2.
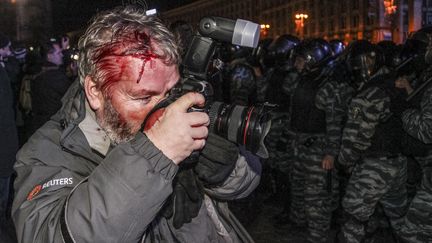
97 98 135 145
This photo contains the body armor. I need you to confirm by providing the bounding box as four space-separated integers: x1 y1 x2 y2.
290 70 326 133
265 66 295 111
402 69 432 156
363 74 405 155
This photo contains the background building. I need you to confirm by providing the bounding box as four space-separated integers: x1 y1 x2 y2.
16 0 53 44
0 0 17 40
1 0 430 44
162 0 430 44
6 0 119 44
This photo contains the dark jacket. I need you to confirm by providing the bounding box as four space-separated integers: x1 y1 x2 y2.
30 62 72 135
12 80 260 243
0 64 18 177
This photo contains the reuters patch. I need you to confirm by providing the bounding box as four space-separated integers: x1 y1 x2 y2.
27 185 42 201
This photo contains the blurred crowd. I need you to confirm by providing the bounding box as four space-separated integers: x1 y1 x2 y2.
0 33 77 242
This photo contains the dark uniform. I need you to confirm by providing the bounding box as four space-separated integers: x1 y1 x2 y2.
288 66 352 242
259 35 300 226
261 65 299 206
397 68 432 243
402 84 432 144
0 61 19 240
338 72 408 243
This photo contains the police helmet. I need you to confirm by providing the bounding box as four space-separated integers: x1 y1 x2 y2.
293 38 333 70
413 26 432 65
329 39 345 56
346 40 384 87
401 27 432 61
218 43 252 63
377 40 402 68
249 38 273 68
265 34 300 65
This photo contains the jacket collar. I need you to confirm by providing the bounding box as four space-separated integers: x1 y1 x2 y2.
53 80 111 164
78 101 111 156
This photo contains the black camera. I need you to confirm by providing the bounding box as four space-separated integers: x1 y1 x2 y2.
145 17 273 158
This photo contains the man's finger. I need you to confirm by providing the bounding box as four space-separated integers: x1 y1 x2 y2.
192 139 206 151
187 112 210 126
190 126 208 139
169 92 205 112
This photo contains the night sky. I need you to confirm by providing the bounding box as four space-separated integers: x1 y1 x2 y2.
51 0 198 35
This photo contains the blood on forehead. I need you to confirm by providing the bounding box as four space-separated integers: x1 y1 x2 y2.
93 30 161 93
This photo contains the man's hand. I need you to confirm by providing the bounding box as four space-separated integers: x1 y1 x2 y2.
144 92 209 164
253 66 263 78
395 76 413 95
321 154 335 170
61 36 70 50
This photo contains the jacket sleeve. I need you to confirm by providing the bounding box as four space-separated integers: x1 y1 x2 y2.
12 132 178 243
315 81 352 157
338 87 390 168
402 85 432 144
204 146 261 200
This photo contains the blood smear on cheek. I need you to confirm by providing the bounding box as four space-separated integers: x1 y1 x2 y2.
143 108 165 131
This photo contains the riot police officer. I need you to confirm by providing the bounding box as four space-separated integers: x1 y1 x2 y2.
338 40 408 243
259 35 300 209
397 28 432 243
287 38 348 242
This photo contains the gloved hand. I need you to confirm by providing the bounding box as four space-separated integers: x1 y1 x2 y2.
335 157 354 177
392 102 412 119
390 92 413 119
194 133 239 187
161 167 203 229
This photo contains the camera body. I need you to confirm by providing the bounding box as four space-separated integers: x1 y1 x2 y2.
182 17 274 158
145 17 272 158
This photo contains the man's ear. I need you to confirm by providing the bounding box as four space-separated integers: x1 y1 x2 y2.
84 76 103 110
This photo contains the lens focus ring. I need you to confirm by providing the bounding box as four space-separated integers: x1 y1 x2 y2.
208 101 223 132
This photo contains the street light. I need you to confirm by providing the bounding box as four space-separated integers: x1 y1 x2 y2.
260 24 270 37
383 0 397 15
295 13 308 39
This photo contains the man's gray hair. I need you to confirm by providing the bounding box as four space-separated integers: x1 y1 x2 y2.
77 6 181 86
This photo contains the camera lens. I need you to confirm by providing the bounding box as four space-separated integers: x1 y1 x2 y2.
208 101 272 158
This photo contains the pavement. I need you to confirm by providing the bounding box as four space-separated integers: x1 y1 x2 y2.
229 186 399 243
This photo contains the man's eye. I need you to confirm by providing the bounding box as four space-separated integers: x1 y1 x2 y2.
137 97 151 104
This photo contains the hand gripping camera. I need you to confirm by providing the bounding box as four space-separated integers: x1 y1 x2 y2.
144 17 272 158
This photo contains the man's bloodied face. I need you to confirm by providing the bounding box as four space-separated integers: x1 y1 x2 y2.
98 57 179 144
92 32 179 144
